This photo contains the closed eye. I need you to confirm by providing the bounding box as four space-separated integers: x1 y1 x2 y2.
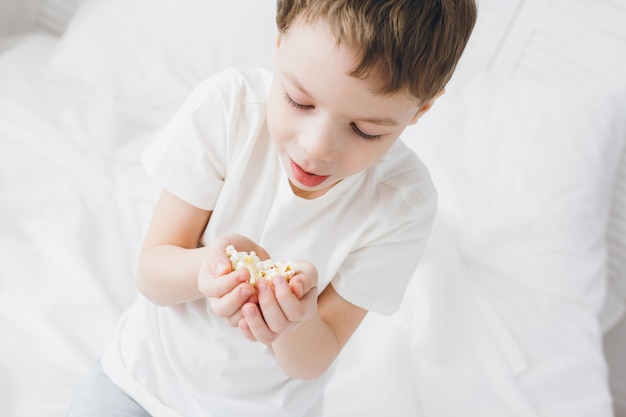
350 123 381 141
284 91 381 141
284 93 313 110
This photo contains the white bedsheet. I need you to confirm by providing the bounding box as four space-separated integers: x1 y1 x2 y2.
0 33 156 417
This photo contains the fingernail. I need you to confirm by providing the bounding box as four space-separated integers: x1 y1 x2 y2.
256 280 268 292
295 282 305 298
215 261 230 274
244 304 257 317
272 275 285 286
240 287 253 298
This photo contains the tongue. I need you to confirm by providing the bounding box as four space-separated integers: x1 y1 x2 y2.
291 161 329 187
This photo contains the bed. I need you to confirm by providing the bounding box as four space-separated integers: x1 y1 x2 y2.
1 0 625 416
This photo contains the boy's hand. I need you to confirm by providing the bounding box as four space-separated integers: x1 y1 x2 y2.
238 260 318 345
198 234 267 327
198 234 319 344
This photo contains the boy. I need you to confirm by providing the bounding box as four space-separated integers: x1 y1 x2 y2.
68 1 476 416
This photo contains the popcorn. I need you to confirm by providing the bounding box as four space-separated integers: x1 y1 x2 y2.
225 245 298 285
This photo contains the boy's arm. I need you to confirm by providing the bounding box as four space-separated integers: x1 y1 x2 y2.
137 190 215 306
270 284 367 380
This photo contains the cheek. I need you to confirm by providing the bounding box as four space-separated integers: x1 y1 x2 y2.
266 94 287 144
347 140 397 173
267 112 291 152
335 145 376 176
267 102 301 155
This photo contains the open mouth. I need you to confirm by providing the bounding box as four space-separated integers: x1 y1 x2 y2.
290 159 329 187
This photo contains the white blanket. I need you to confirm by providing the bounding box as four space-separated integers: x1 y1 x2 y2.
0 34 155 417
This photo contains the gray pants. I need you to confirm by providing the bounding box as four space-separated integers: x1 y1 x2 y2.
66 365 151 417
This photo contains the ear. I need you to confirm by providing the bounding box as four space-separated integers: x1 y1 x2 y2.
408 88 445 125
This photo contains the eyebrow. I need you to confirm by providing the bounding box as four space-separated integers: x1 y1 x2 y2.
355 116 399 126
284 70 400 127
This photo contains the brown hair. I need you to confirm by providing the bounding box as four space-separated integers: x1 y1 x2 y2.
276 0 477 101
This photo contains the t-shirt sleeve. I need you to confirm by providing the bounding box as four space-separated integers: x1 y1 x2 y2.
142 70 242 210
332 177 438 315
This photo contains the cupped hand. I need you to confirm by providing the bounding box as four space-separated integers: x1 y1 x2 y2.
198 234 268 326
238 260 319 345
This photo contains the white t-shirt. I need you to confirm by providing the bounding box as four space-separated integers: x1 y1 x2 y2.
102 68 437 417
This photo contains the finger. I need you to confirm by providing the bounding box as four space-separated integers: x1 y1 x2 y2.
225 289 259 327
242 302 278 345
256 279 289 334
289 261 318 299
209 281 256 319
197 238 239 298
271 275 308 322
204 235 237 273
212 255 232 277
238 317 257 342
199 267 248 299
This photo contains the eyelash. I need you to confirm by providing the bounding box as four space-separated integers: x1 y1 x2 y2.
283 93 311 110
283 93 382 141
350 123 381 141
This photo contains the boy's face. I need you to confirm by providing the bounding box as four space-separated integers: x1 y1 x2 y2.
266 19 435 199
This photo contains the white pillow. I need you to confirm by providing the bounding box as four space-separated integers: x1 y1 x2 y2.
48 0 277 111
406 74 626 319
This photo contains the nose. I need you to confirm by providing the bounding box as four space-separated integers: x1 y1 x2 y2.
299 117 337 162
